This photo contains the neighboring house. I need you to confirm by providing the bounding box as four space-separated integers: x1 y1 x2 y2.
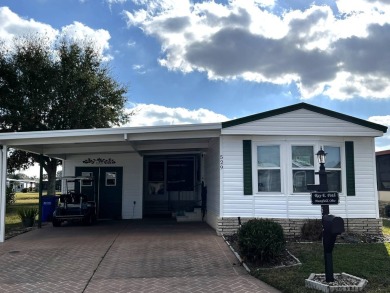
6 179 37 192
376 150 390 214
0 103 387 242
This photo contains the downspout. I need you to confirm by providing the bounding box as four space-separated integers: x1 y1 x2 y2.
38 154 44 229
0 145 7 243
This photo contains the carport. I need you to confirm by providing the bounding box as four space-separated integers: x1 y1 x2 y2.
0 123 221 242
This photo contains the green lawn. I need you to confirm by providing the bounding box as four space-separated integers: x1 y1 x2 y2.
253 224 390 293
254 242 390 293
5 192 39 233
383 219 390 235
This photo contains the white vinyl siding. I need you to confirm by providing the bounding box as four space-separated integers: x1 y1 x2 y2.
221 136 253 217
204 137 220 229
220 135 379 219
221 109 383 137
345 137 379 218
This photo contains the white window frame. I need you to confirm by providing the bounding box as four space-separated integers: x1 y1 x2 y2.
290 144 316 194
322 143 344 194
253 142 285 195
105 172 117 186
81 172 93 186
251 140 345 196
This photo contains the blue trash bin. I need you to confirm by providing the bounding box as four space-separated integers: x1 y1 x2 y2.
42 196 58 222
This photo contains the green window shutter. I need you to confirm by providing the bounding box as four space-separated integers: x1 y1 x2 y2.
243 140 253 195
345 141 356 196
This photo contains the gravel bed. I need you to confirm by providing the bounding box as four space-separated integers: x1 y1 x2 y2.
312 274 361 286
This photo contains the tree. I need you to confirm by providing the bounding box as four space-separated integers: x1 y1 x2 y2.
0 35 130 195
7 173 29 180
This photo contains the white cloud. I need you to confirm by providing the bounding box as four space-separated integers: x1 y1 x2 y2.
132 64 147 74
368 115 390 151
369 115 390 126
59 21 112 60
336 0 390 14
122 103 229 126
0 7 112 60
0 6 57 44
127 40 136 47
106 0 128 4
124 0 390 100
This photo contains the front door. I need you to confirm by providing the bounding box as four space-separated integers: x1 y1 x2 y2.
75 167 123 219
143 156 199 217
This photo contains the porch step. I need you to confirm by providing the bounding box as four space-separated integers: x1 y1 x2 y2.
176 208 202 222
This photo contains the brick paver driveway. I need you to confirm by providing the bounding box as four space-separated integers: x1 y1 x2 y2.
0 220 281 293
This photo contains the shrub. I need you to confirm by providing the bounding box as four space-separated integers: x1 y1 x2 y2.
17 207 38 227
301 219 323 241
17 207 38 220
21 188 28 193
237 219 286 264
384 205 390 218
6 186 15 205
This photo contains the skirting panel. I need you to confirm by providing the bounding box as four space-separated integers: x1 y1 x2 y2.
217 217 383 238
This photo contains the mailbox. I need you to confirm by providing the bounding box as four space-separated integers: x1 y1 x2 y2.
322 215 345 254
323 215 345 235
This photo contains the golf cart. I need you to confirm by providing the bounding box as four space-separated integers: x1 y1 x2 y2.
52 176 97 227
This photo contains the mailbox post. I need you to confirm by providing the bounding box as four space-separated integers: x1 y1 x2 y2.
307 147 345 283
322 215 345 282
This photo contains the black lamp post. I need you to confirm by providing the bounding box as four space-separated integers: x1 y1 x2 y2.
308 147 344 283
316 147 329 215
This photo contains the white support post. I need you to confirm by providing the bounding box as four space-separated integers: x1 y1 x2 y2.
0 145 7 243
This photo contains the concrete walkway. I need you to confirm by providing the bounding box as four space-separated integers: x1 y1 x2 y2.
0 220 281 293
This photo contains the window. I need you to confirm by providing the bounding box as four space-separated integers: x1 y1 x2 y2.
257 145 281 192
292 146 315 192
377 154 390 191
81 172 93 186
252 142 345 195
106 172 117 186
324 146 342 192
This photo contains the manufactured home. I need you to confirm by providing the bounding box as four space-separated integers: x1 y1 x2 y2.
0 103 387 242
6 179 37 192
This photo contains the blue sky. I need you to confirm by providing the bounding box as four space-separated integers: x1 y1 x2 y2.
1 0 390 163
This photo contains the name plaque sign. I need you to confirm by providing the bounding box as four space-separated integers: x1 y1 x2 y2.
311 192 339 205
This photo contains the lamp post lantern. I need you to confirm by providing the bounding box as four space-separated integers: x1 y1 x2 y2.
316 147 329 215
316 147 327 165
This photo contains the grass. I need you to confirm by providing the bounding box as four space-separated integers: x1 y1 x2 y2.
383 219 390 235
252 223 390 293
253 242 390 293
5 192 39 233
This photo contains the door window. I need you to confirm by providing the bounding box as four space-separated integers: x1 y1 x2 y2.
81 172 93 186
105 172 117 186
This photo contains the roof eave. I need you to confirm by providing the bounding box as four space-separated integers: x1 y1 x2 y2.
222 102 388 133
0 123 222 142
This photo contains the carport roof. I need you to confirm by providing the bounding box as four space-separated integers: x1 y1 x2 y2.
0 123 222 158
